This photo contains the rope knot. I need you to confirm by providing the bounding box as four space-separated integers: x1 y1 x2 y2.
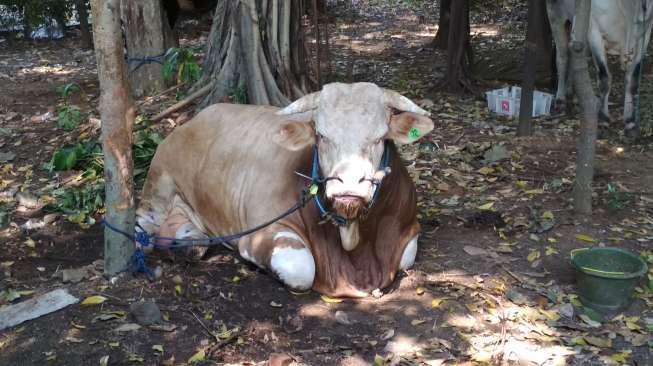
134 231 151 247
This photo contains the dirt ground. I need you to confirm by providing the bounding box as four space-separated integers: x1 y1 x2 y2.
0 2 652 366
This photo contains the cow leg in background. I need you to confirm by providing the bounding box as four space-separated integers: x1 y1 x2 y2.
624 58 643 139
588 31 612 124
239 226 315 291
546 2 571 112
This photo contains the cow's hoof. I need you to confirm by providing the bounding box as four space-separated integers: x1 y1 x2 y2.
399 236 418 270
624 122 640 141
599 111 611 124
270 246 315 290
551 100 567 115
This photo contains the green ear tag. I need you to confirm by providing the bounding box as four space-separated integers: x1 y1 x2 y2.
309 184 319 196
408 127 420 139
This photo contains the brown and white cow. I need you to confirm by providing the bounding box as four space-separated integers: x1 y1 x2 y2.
136 82 433 297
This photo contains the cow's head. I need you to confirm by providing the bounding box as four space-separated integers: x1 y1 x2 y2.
273 82 433 223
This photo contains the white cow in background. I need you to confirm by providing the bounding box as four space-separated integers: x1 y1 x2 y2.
546 0 653 138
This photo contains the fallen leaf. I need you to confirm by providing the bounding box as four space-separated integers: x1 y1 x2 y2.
431 297 449 308
81 295 107 305
108 342 119 348
506 288 528 305
381 328 395 340
411 319 427 326
579 314 602 328
335 311 353 325
270 301 283 308
175 285 183 295
545 246 559 256
610 350 631 363
152 345 164 353
463 245 488 256
477 202 494 210
471 350 493 363
374 354 386 366
575 234 596 243
188 349 205 364
70 321 86 329
584 336 612 348
527 250 541 262
99 355 109 366
24 238 36 248
114 323 141 332
320 295 343 304
570 336 587 346
415 287 426 295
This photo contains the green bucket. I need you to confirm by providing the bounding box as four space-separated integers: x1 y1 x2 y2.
570 247 648 313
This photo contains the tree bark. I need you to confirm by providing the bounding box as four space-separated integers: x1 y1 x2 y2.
433 0 451 49
194 0 314 107
77 0 93 49
570 0 599 214
445 0 472 93
91 0 136 276
120 0 177 97
518 0 547 136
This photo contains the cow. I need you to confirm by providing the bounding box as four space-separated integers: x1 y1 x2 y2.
546 0 653 138
135 82 434 298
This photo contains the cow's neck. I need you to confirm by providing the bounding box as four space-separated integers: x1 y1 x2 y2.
339 220 360 251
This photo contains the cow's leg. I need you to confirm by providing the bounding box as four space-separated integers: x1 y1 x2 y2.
624 59 642 139
546 4 570 112
239 227 315 291
399 235 418 270
588 31 611 124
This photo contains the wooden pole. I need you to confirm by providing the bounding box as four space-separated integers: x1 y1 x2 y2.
570 0 599 214
91 0 136 275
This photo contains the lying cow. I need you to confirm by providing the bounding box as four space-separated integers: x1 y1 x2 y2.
546 0 653 137
136 82 434 297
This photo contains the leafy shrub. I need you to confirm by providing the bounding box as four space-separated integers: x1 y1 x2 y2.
162 47 202 98
229 82 248 104
603 183 631 213
46 129 162 224
57 105 83 130
56 82 85 130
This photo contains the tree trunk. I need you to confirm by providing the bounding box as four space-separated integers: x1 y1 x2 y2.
445 0 472 93
91 0 136 276
518 0 547 136
433 0 451 49
77 0 93 49
120 0 177 97
195 0 313 107
570 0 598 214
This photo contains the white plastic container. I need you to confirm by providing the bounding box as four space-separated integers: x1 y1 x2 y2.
485 86 553 117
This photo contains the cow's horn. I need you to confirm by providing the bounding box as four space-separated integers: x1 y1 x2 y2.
382 89 431 116
277 92 320 115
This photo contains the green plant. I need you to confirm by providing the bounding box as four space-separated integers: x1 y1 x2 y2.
162 47 202 98
46 128 161 224
56 82 84 131
603 183 631 212
47 181 104 225
133 131 162 179
229 81 248 104
57 106 83 130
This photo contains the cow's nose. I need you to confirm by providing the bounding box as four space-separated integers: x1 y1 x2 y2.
336 172 367 186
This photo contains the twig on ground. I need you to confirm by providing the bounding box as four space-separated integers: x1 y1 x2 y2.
151 81 214 121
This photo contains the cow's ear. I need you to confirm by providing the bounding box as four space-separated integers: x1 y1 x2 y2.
273 121 316 151
386 112 434 144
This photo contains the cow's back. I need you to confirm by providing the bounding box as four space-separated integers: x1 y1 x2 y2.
143 103 310 236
